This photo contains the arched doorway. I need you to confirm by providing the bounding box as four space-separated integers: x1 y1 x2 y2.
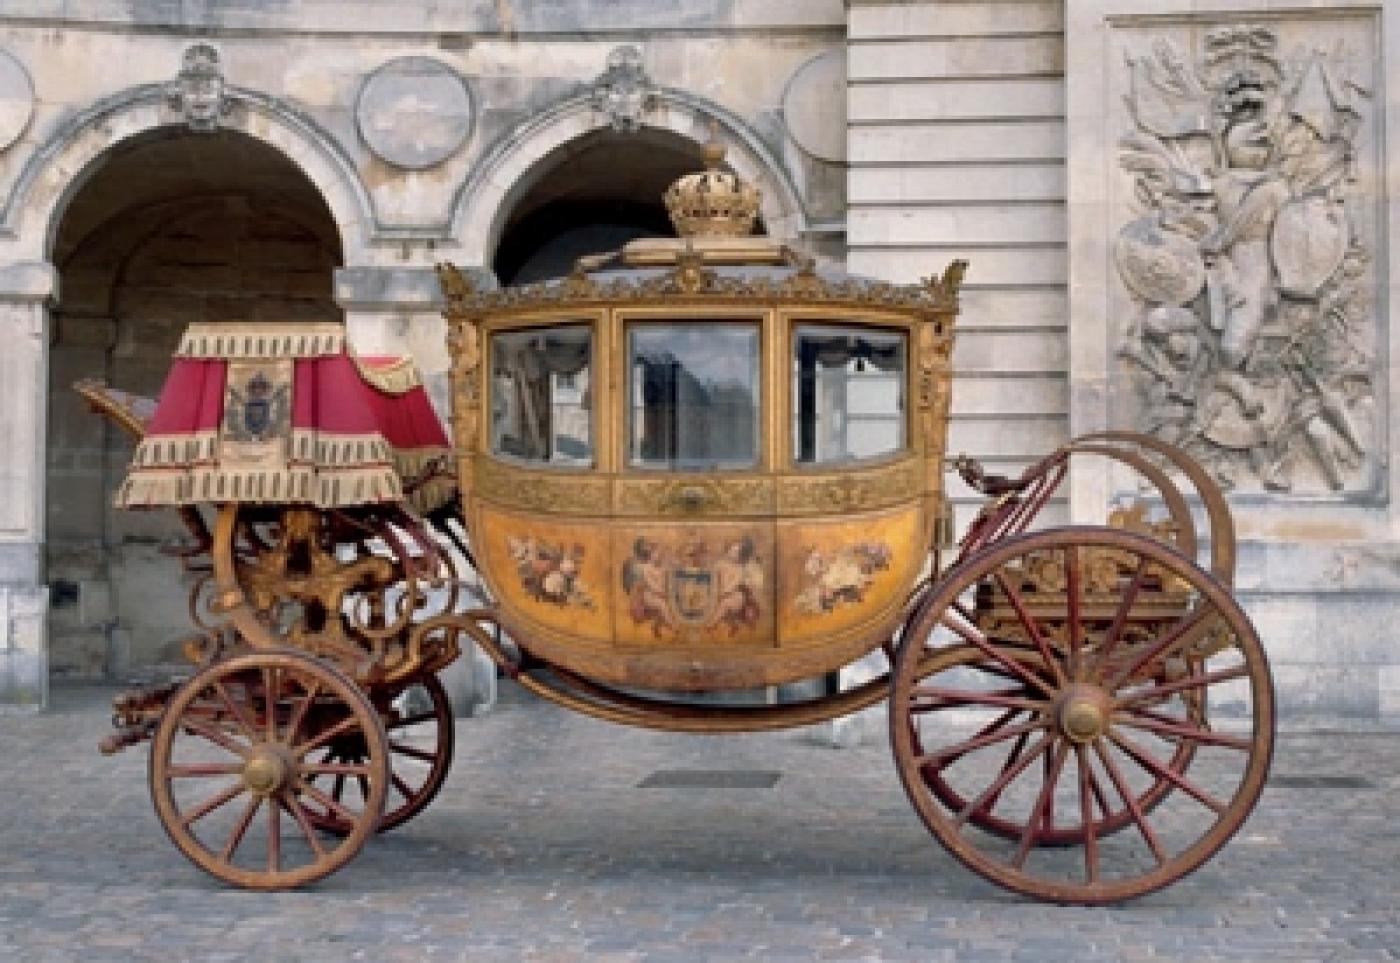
492 128 710 284
46 128 342 679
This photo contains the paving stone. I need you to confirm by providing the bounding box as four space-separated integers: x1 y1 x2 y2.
0 683 1397 959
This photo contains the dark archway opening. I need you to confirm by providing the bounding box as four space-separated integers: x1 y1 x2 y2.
47 127 342 679
492 129 710 285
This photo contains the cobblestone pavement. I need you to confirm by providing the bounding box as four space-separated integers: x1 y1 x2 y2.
1 683 1397 962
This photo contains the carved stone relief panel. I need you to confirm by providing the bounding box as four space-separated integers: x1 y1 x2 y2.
1109 18 1381 495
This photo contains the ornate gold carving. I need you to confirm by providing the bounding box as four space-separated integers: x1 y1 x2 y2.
439 264 483 463
777 458 923 516
474 456 612 515
432 259 963 322
663 127 761 239
614 476 774 517
923 259 968 305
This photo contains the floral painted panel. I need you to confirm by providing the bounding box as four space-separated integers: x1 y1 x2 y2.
507 536 596 610
794 542 893 615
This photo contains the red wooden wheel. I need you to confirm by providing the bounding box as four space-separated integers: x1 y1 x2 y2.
890 527 1274 904
148 651 388 890
303 673 455 836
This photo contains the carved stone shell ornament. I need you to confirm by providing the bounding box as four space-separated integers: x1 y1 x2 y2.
1271 196 1348 299
1113 217 1206 307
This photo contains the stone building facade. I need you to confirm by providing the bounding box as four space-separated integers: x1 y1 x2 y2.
0 1 1395 724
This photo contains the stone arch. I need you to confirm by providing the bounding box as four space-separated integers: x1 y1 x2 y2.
0 84 373 263
451 89 808 266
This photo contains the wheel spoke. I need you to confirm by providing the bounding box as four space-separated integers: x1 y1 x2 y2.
1115 664 1249 708
909 685 1046 714
181 719 250 758
1093 739 1166 865
388 741 437 763
1012 740 1069 869
1075 745 1099 883
1114 711 1253 751
283 681 320 747
281 795 328 859
303 763 373 777
212 681 257 741
1065 546 1083 671
298 780 357 825
993 572 1068 687
167 762 245 778
1090 555 1149 680
1106 606 1214 692
391 772 414 801
916 719 1046 770
294 716 359 757
267 795 281 873
180 781 245 827
1109 730 1227 814
953 731 1052 828
356 775 371 804
936 610 1056 698
262 666 279 742
219 795 261 862
332 774 346 804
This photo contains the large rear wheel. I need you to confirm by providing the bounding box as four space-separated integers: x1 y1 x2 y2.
890 527 1274 904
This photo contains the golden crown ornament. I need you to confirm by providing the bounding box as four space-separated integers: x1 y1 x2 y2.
663 127 761 238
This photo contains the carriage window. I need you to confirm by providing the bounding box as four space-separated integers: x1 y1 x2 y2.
490 325 592 465
629 323 760 470
793 325 906 464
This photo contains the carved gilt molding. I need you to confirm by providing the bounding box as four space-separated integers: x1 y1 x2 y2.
776 457 923 517
473 456 612 516
613 476 775 517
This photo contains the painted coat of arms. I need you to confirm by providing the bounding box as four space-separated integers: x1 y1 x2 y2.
622 535 763 638
219 360 292 464
1114 24 1376 493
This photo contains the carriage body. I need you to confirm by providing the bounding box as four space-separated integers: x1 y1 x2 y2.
441 252 961 692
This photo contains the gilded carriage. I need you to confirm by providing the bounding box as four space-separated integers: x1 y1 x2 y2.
88 138 1275 904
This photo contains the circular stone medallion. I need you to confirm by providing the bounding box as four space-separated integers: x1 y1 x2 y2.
0 50 34 153
781 49 847 164
356 57 474 170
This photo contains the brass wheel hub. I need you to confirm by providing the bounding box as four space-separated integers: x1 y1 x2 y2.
1057 684 1111 744
242 748 292 795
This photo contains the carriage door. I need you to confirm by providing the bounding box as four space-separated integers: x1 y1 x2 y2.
612 318 777 654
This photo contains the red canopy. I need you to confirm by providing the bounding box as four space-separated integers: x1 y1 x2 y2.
117 323 453 513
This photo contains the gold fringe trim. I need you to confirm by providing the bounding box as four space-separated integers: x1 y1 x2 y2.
351 353 422 395
175 322 346 360
117 433 455 515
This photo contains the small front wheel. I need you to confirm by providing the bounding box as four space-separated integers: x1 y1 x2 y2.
149 651 389 889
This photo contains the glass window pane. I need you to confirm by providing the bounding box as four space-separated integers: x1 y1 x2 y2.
793 325 906 465
629 324 761 470
490 325 592 465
